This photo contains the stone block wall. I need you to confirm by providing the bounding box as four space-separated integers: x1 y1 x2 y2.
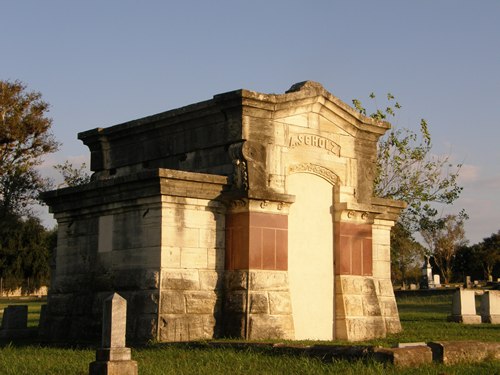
224 270 294 340
158 196 226 341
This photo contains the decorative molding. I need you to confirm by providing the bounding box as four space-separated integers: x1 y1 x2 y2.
288 163 339 186
230 199 247 209
232 159 249 191
229 142 249 191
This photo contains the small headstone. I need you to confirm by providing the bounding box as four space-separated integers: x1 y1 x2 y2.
89 293 138 375
0 305 35 339
447 288 481 324
420 258 434 289
433 274 441 288
473 280 479 286
409 284 417 290
480 290 500 324
488 275 493 283
1 305 27 330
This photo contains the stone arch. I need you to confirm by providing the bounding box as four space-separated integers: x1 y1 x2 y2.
287 163 340 187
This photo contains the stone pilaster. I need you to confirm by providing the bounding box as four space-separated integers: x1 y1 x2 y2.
223 198 294 340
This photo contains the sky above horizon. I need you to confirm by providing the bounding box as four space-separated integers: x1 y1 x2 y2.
2 1 499 244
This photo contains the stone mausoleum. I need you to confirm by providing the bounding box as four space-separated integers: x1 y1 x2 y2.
42 81 405 343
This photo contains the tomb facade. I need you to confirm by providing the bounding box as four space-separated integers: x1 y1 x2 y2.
42 81 404 342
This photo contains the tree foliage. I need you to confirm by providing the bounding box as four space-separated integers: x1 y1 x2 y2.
390 222 425 286
353 93 466 285
480 230 500 279
0 213 55 292
455 231 500 281
352 93 463 233
54 160 91 187
0 80 58 217
421 214 467 284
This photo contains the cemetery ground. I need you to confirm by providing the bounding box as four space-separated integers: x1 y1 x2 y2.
0 293 499 374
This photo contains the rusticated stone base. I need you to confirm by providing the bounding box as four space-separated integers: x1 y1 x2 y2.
223 270 294 340
335 275 401 341
40 288 158 343
159 269 222 341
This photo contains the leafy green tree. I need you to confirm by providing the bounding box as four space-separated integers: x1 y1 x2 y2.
453 244 483 282
353 93 465 284
421 214 467 284
0 80 58 218
54 160 91 187
0 214 55 292
477 231 500 280
353 93 463 234
390 222 425 286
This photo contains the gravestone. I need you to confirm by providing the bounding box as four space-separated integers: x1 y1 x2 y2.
447 288 481 324
420 258 434 289
0 305 33 339
480 290 500 324
1 305 27 330
89 293 138 375
433 274 441 288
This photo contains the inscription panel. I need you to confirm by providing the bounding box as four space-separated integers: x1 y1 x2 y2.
288 133 340 156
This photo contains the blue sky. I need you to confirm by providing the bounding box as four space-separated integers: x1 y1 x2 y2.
2 1 499 244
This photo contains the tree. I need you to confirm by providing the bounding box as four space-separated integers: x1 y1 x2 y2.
0 214 55 292
54 160 91 187
0 80 58 218
421 214 467 284
477 231 500 280
352 93 463 234
453 244 483 282
390 222 425 286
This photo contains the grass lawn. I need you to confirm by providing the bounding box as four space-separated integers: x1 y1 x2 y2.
0 293 498 374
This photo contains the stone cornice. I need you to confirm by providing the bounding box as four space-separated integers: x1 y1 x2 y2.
41 168 229 214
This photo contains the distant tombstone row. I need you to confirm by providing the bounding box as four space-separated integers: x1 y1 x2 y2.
448 289 500 324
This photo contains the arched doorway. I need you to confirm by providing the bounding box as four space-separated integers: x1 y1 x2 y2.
287 173 335 340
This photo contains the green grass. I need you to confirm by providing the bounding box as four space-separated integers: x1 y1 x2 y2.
0 294 499 374
0 343 498 375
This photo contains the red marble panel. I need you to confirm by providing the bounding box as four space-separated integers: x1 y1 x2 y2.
339 235 351 275
225 211 289 271
248 227 262 269
262 228 276 270
362 238 373 276
351 237 362 275
226 213 249 270
338 222 372 238
249 212 287 229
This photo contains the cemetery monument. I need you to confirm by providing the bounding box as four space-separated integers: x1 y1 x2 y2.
42 81 405 342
